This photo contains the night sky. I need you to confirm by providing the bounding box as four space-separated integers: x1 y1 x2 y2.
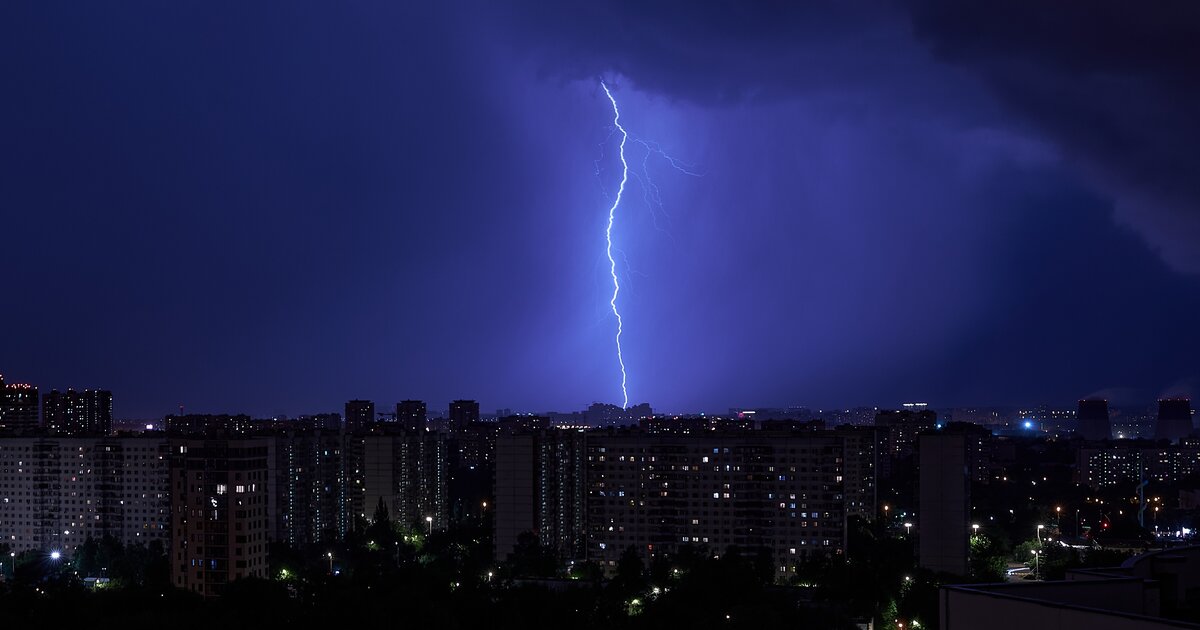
3 2 1198 417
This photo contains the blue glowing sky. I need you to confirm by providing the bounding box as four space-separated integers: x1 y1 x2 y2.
3 2 1199 417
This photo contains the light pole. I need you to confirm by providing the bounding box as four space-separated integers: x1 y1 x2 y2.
425 515 433 535
1076 509 1081 539
327 552 333 574
1031 549 1039 579
904 522 913 536
8 551 14 576
1036 524 1045 545
972 524 980 537
1055 506 1062 530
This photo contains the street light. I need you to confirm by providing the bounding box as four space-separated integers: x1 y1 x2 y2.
327 552 333 574
904 522 913 536
49 550 61 561
1036 524 1045 545
972 524 980 536
1030 549 1039 579
425 515 433 535
1055 506 1062 529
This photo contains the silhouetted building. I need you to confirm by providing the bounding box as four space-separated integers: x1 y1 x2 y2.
584 402 652 426
170 438 270 596
1155 399 1193 443
919 433 969 576
834 425 879 520
449 400 480 431
344 400 374 434
165 414 254 437
1078 399 1112 441
498 415 551 433
397 400 427 433
362 431 448 531
42 388 112 435
642 415 756 434
875 409 937 478
269 429 359 546
0 376 39 432
494 428 588 563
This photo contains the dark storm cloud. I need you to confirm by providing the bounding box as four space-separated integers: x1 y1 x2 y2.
489 1 914 104
909 0 1200 272
495 0 1200 272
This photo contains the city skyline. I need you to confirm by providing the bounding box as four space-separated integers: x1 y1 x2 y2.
3 369 1197 421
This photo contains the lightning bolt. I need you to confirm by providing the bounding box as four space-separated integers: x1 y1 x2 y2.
601 81 630 409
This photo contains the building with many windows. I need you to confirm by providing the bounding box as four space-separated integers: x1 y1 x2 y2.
0 376 39 432
169 438 270 596
494 428 587 562
269 429 359 546
361 430 448 531
584 430 846 579
42 389 113 436
1077 441 1200 488
0 435 169 553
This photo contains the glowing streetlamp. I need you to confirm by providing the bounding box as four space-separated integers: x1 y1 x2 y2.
49 550 61 561
972 524 980 536
327 551 333 574
904 522 913 536
425 515 433 534
1036 524 1045 545
1031 549 1039 579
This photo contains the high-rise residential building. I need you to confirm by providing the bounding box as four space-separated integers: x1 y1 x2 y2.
494 428 587 562
269 429 359 546
833 425 878 520
41 388 113 436
170 438 270 596
1076 441 1200 488
397 400 428 433
1077 399 1112 441
585 430 846 579
344 400 375 435
449 400 480 431
361 430 448 531
1155 399 1193 443
874 409 937 478
918 433 969 576
0 436 170 553
0 376 39 432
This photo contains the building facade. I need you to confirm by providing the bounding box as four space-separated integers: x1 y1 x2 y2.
361 431 449 531
494 428 587 562
585 431 846 579
169 438 270 596
0 436 169 553
919 433 970 576
0 376 39 432
42 389 113 436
